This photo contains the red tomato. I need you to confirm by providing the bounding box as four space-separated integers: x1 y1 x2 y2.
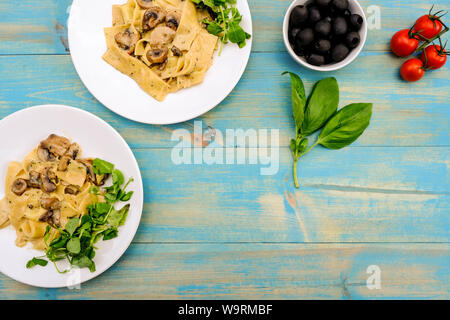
420 45 447 70
400 59 425 82
391 29 419 57
414 14 444 40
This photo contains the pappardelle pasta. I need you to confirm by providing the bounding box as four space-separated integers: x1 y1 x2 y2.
103 0 219 101
0 135 134 272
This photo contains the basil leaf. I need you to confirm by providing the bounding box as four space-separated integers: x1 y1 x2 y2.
318 103 373 150
282 72 306 132
65 218 79 236
26 257 48 269
302 77 339 136
93 158 114 175
67 237 81 255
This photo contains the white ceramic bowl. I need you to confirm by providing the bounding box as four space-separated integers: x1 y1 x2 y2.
283 0 367 71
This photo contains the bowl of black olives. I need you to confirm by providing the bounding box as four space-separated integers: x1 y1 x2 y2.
283 0 367 71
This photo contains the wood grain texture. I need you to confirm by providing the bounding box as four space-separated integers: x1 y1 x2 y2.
0 244 448 299
0 0 449 299
0 53 448 148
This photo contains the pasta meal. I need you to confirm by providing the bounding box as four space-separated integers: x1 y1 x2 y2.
103 0 220 101
0 135 134 272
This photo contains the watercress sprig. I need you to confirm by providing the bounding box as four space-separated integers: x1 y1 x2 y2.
191 0 251 54
283 72 373 188
26 158 134 273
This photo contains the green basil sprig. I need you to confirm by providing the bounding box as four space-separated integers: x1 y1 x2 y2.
283 72 373 188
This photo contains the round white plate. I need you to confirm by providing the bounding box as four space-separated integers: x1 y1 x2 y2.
68 0 253 125
0 105 144 288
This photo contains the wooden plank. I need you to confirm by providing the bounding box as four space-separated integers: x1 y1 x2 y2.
0 0 70 54
1 0 449 54
0 243 448 299
131 147 449 243
0 54 448 148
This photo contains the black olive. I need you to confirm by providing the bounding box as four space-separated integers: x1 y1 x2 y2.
315 19 331 37
296 28 314 46
343 9 351 18
345 31 360 48
290 5 309 27
314 39 331 53
332 0 349 11
349 14 364 31
333 16 348 35
316 0 332 6
331 43 349 62
307 53 326 66
293 43 307 57
309 6 321 23
289 27 301 43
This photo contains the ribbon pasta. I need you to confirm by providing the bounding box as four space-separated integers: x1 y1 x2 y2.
0 135 102 250
103 0 218 101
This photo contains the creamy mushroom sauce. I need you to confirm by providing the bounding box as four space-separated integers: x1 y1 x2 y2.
0 135 105 250
102 0 219 101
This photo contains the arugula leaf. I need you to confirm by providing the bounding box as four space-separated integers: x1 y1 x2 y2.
72 255 95 272
65 217 79 236
192 0 251 51
112 169 124 186
67 237 81 255
93 158 114 175
26 257 48 269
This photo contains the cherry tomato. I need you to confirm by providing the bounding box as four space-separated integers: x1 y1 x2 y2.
400 58 425 82
414 14 444 40
420 45 447 70
391 29 419 57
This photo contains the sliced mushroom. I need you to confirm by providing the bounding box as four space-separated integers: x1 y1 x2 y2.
37 146 55 162
166 10 181 30
39 209 60 226
137 0 154 9
40 168 57 193
27 171 41 188
171 45 182 57
40 197 61 210
58 155 71 171
77 159 95 183
142 6 166 32
65 143 80 160
115 28 140 54
11 179 28 196
149 26 176 48
39 210 53 223
95 173 109 186
147 46 169 64
64 185 80 195
40 134 71 158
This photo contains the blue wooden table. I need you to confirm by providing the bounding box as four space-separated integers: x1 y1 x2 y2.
0 0 449 299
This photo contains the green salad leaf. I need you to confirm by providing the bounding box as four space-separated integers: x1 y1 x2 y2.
26 158 134 273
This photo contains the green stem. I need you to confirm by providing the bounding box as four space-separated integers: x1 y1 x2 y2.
416 27 449 52
293 158 299 189
300 141 319 157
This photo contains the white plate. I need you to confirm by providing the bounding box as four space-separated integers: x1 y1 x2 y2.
0 105 144 288
68 0 253 125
